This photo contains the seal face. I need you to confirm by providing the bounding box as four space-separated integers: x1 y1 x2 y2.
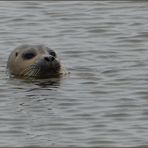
7 44 62 79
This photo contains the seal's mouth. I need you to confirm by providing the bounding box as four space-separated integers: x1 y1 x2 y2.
20 61 61 79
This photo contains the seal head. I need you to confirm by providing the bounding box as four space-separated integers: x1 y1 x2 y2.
7 44 62 79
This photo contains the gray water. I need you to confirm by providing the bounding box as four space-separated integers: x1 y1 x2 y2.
0 1 148 147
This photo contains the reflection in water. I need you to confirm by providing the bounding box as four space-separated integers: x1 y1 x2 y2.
26 78 62 88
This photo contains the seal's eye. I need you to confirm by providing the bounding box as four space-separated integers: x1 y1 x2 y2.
22 52 36 60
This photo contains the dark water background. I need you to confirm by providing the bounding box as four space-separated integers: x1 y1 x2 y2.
0 1 148 147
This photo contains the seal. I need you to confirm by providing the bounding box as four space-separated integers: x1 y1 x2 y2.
7 44 63 79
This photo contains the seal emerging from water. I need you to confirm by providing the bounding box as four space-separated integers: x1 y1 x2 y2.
7 44 63 79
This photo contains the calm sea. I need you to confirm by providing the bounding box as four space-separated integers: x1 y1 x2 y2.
0 1 148 147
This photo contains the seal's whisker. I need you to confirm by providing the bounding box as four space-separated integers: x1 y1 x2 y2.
22 65 38 78
20 66 32 76
29 66 39 77
33 68 40 78
24 67 34 77
23 70 36 80
28 68 40 80
28 66 40 78
20 65 36 75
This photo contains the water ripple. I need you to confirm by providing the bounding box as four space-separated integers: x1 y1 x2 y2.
0 1 148 147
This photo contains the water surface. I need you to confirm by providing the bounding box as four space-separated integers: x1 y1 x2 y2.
0 1 148 147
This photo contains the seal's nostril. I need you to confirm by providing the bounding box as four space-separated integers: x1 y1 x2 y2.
51 56 55 61
44 56 55 62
